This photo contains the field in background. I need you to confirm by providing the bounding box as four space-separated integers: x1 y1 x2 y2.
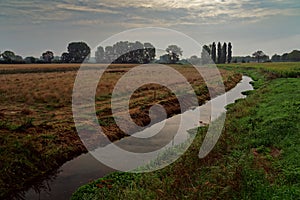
0 64 240 140
220 62 300 78
0 63 138 70
0 64 241 199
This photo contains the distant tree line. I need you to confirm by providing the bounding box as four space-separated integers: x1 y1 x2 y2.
95 41 155 64
0 41 156 64
1 41 299 65
271 50 300 62
231 50 300 63
0 50 25 64
230 50 270 63
0 42 91 64
231 56 256 63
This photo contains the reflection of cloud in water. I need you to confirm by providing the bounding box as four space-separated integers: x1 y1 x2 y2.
92 76 253 171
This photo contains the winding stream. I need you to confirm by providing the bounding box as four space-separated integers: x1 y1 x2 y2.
23 76 254 200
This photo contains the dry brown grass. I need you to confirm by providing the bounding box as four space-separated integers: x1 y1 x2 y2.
0 64 241 198
0 64 241 141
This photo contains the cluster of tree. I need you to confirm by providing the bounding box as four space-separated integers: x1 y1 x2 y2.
95 41 155 64
231 56 256 63
231 50 270 63
232 50 300 63
185 42 232 65
61 42 91 63
0 41 91 64
252 50 270 63
271 50 300 62
0 43 190 65
0 51 25 64
201 42 232 64
0 51 60 64
3 39 298 65
158 45 183 64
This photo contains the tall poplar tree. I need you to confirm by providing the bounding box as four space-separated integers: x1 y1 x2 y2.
228 42 232 63
221 42 227 64
217 42 222 64
211 42 216 63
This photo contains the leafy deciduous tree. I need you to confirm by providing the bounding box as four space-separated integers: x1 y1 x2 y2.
42 51 54 63
61 52 71 63
287 50 300 62
67 42 91 63
271 54 281 62
1 50 16 63
165 45 183 64
14 55 24 63
252 50 266 63
24 57 37 64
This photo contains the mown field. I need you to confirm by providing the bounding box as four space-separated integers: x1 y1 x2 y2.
72 62 300 200
0 64 241 199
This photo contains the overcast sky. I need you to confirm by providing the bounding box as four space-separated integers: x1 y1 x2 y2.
0 0 299 58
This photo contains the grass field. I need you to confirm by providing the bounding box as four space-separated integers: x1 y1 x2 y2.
72 62 300 199
219 62 300 78
0 64 241 199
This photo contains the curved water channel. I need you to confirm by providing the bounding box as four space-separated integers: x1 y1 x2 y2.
23 76 254 200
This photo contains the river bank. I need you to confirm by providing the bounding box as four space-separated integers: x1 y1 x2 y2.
0 64 241 199
72 63 300 199
23 75 253 200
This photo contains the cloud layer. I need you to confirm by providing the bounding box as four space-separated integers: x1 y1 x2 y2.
0 0 299 57
1 0 299 27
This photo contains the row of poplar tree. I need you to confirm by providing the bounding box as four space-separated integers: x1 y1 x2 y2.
201 42 232 64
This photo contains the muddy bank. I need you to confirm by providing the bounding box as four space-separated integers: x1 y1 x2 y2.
95 73 242 144
0 124 87 199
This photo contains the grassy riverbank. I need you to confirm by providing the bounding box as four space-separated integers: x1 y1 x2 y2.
72 63 300 199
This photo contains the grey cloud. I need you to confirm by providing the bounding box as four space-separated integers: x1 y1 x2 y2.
0 0 299 27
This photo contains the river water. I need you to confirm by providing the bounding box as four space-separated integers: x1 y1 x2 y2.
23 76 253 200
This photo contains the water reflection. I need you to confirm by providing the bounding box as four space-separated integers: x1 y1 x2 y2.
16 76 253 200
12 169 60 200
21 153 114 200
91 76 254 171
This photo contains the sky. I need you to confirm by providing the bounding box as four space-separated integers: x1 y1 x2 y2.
0 0 299 58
